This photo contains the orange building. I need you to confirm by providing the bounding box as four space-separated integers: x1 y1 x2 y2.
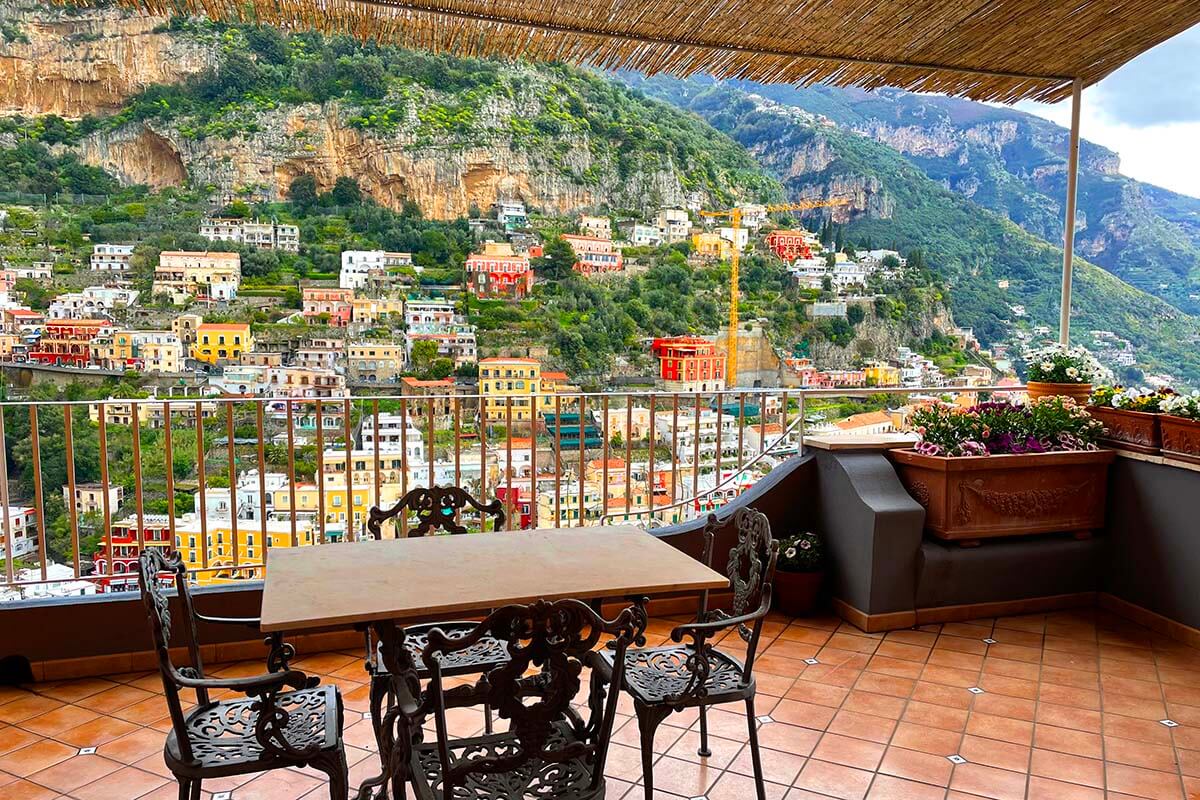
651 336 726 393
30 319 113 367
562 235 623 276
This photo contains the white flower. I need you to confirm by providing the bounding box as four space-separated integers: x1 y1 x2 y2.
1040 361 1054 371
1065 367 1079 378
799 539 812 550
785 547 797 559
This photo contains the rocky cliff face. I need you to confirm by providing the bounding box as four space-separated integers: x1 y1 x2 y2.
809 300 943 369
1 5 758 218
0 4 211 118
71 102 694 218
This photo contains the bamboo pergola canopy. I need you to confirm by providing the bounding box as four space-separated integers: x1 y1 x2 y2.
120 0 1200 104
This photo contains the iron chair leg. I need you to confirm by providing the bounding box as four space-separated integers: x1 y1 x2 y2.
313 747 350 800
745 695 767 800
484 700 494 734
635 702 672 800
698 705 712 757
176 778 190 800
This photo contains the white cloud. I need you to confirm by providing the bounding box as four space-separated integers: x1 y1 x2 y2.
1017 93 1200 199
1015 25 1200 199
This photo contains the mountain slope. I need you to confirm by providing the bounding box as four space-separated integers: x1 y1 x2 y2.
0 3 781 218
628 78 1200 385
704 82 1200 315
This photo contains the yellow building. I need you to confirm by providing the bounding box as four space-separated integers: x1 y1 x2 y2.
479 357 541 423
348 341 407 383
536 482 604 527
864 362 902 387
174 516 316 586
0 333 20 360
351 297 405 326
691 232 733 261
152 251 242 305
140 337 183 374
193 323 253 365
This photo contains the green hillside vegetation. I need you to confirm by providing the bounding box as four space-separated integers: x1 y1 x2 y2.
12 16 780 210
661 83 1200 386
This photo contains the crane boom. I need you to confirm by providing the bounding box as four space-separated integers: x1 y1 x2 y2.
700 198 850 388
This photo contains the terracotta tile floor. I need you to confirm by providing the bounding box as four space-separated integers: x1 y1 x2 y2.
3 608 1200 799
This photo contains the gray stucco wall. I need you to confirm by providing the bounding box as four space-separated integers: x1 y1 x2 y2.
1104 457 1200 629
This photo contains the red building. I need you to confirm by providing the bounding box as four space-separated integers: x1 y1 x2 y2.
92 515 174 592
494 486 532 530
651 336 726 393
764 229 816 262
29 319 113 367
562 235 623 276
465 243 534 298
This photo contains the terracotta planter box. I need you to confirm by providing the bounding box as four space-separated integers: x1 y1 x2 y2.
1027 381 1092 405
773 571 822 617
1161 415 1200 465
890 448 1116 545
1087 406 1161 454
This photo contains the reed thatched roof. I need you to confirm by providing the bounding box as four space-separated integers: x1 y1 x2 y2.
119 0 1200 104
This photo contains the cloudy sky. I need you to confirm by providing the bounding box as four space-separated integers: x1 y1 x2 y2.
1015 25 1200 199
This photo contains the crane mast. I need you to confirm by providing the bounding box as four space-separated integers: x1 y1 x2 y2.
700 198 849 388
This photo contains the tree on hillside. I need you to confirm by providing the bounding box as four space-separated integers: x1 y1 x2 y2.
289 174 318 209
330 176 362 206
534 237 577 282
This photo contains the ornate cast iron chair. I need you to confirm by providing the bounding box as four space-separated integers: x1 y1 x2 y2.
137 550 349 800
590 507 779 800
363 486 509 738
408 598 639 800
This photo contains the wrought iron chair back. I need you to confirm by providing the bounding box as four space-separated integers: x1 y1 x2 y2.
695 507 779 680
421 598 639 797
366 485 505 538
137 549 211 763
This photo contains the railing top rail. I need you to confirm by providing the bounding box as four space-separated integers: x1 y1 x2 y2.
0 385 1027 408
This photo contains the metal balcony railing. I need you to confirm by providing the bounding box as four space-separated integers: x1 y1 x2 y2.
0 385 1022 601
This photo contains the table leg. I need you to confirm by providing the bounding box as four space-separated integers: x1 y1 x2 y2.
354 622 422 800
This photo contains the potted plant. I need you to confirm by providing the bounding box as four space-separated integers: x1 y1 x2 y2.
1024 344 1111 404
890 397 1115 545
1161 391 1200 464
772 530 823 616
1088 385 1173 454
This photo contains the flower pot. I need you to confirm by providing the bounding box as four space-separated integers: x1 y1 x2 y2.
1161 415 1200 465
1027 381 1092 404
889 448 1116 545
772 570 822 617
1087 406 1161 454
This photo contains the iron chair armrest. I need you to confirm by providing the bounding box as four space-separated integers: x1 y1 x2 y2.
194 612 262 627
170 667 315 695
668 602 768 644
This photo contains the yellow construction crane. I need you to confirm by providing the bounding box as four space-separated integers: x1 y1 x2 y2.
700 198 851 387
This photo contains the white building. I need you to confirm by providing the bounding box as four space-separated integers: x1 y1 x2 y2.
630 224 663 248
359 413 427 462
656 209 690 243
200 218 300 252
404 298 458 327
493 200 528 230
790 257 871 291
656 410 739 462
90 244 134 273
739 204 768 231
196 470 291 522
717 226 750 251
340 250 414 290
0 506 36 559
47 286 140 320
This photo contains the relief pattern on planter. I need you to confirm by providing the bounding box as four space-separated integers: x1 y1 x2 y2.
956 479 1096 524
1161 416 1200 464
